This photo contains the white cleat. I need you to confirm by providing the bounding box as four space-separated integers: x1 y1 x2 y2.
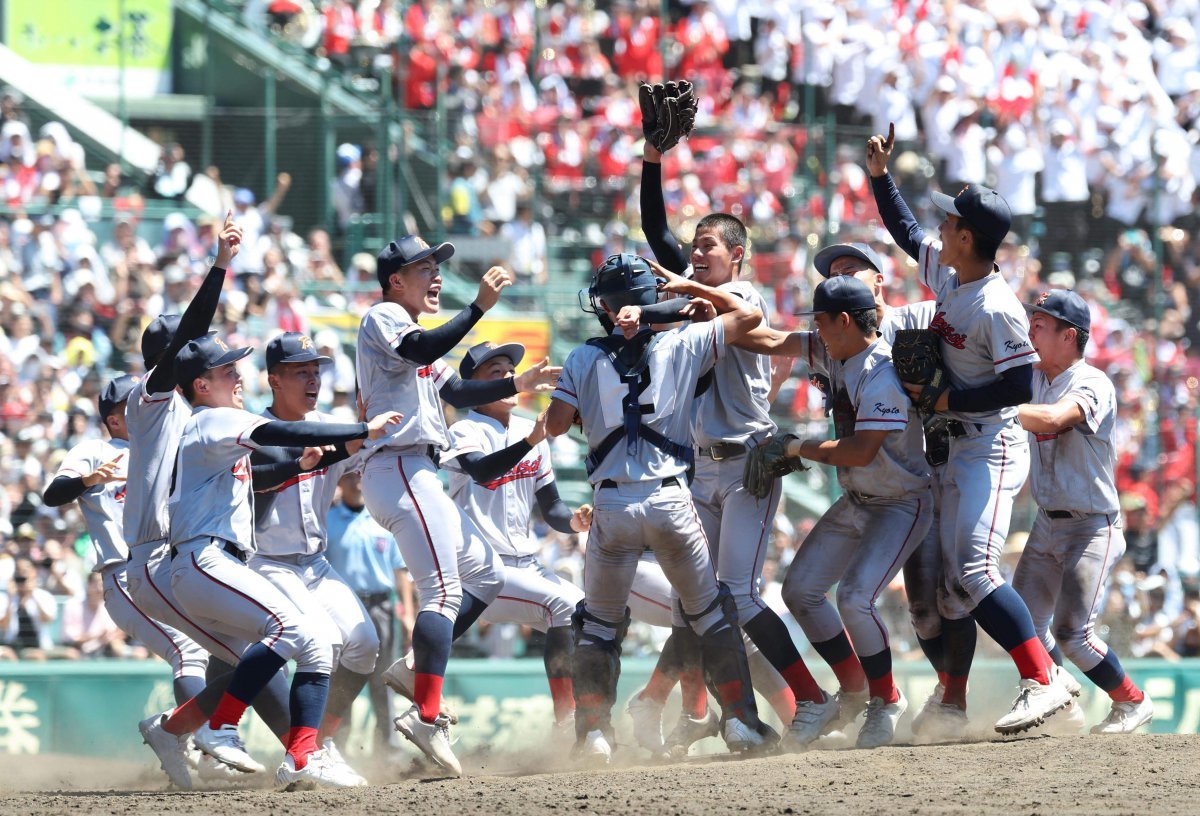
665 708 720 757
138 712 193 790
553 711 576 744
1091 694 1154 734
197 751 255 783
381 657 459 724
855 691 908 749
994 669 1072 735
572 729 613 765
185 734 201 770
785 692 840 749
1056 666 1083 697
625 692 666 755
721 716 778 753
193 722 266 773
394 703 462 777
276 748 369 790
911 701 969 742
829 688 870 734
321 737 368 786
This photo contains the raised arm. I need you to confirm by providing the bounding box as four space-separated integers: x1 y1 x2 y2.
650 259 760 343
640 146 690 274
396 267 511 365
866 123 927 261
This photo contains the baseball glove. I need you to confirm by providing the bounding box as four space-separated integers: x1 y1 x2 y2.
891 328 950 416
922 415 951 468
638 80 698 153
743 433 809 500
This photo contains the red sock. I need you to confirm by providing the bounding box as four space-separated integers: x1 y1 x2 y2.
548 676 575 723
867 672 901 705
577 693 606 730
209 693 249 730
715 679 744 710
286 726 319 770
780 657 824 704
1108 675 1145 704
830 654 867 694
942 675 969 710
413 672 444 722
679 668 708 718
769 688 797 723
163 697 206 735
640 668 677 705
1008 637 1053 685
318 713 342 743
937 671 949 689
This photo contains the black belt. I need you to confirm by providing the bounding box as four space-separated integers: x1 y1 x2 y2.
598 476 682 490
170 540 247 563
1045 510 1074 519
946 420 984 438
696 442 748 460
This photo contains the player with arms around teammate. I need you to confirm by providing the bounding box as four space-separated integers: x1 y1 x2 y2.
169 333 401 788
545 254 778 762
442 341 593 734
739 275 932 748
867 123 1076 733
1013 290 1153 733
356 235 559 775
248 332 387 785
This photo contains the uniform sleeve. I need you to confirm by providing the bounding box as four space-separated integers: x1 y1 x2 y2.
534 440 555 490
680 319 725 368
553 350 583 410
53 441 103 483
854 365 910 432
442 420 485 469
203 408 270 456
795 330 832 377
916 236 950 294
1065 371 1113 436
989 307 1039 374
363 306 420 359
138 366 176 402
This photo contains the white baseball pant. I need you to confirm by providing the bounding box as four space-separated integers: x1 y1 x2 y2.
249 552 380 675
1012 510 1126 671
482 556 583 631
170 538 333 674
100 562 206 680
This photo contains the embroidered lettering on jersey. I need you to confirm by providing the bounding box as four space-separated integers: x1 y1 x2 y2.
1003 339 1030 353
416 365 434 378
231 458 251 482
929 311 967 349
480 456 543 491
873 402 902 417
114 485 127 503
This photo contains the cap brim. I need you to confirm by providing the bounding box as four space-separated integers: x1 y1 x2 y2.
472 343 526 372
273 352 333 367
208 346 255 371
1023 303 1087 330
813 244 879 278
407 242 456 267
930 190 962 217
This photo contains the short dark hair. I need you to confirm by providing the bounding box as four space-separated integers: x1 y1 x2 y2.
1054 316 1089 356
179 374 203 403
695 214 748 253
849 306 879 336
961 220 1000 263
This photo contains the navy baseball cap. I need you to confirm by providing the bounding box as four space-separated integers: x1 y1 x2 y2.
459 341 525 380
175 333 254 387
265 332 332 371
931 184 1012 244
814 242 884 278
1025 289 1091 333
98 374 140 418
141 314 181 367
376 235 455 289
796 275 876 316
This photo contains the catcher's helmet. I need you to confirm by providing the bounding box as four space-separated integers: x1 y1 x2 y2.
580 254 659 323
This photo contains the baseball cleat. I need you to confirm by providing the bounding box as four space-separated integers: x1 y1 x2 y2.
394 703 462 777
855 690 907 749
197 751 255 783
138 712 193 790
1091 694 1154 734
721 717 779 753
572 729 613 765
828 687 870 733
193 722 266 773
785 692 839 749
553 711 576 744
994 668 1073 735
1056 666 1083 697
275 748 368 790
625 692 666 755
185 734 201 770
911 699 969 742
664 708 720 757
381 656 459 724
321 737 368 786
1042 697 1086 735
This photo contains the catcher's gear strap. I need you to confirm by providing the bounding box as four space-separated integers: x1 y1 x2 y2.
571 600 631 646
583 334 695 477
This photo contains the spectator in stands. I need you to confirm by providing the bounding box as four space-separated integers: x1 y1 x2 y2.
332 143 365 231
0 556 59 660
150 142 191 201
447 158 483 235
60 572 134 659
499 199 546 287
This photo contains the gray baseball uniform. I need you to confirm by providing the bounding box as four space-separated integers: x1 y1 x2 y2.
356 302 502 620
1012 361 1125 671
169 406 331 674
249 408 379 676
50 437 205 680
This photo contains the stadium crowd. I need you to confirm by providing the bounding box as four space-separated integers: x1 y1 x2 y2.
2 0 1200 665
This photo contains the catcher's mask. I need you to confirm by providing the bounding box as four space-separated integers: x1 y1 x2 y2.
580 253 660 329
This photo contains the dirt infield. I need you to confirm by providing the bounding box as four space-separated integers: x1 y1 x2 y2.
2 733 1193 816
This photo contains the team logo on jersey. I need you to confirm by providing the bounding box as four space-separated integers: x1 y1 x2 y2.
929 311 967 349
231 458 251 483
873 402 902 417
480 456 543 490
416 365 433 378
1004 339 1030 352
114 485 127 504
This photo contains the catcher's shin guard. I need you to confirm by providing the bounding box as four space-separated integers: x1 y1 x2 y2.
684 585 761 728
571 601 630 741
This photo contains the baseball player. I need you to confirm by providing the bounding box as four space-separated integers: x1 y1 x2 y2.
809 243 978 740
544 253 777 762
123 214 295 788
738 275 932 748
623 133 824 755
248 331 386 785
1012 289 1153 733
356 235 559 776
167 332 401 788
867 123 1076 733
